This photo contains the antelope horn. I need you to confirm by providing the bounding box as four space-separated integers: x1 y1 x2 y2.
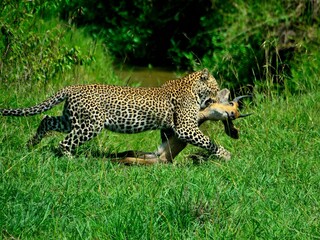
233 95 253 103
232 95 253 118
239 113 253 118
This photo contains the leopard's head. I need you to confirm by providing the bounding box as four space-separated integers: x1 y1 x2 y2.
191 68 220 108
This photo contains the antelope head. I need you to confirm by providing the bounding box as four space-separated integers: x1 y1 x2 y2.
198 88 253 139
199 89 253 121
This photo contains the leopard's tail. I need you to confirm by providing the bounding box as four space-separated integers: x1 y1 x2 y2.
0 89 67 116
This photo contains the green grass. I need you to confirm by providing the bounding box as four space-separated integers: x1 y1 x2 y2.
1 3 320 238
1 63 319 239
0 18 319 239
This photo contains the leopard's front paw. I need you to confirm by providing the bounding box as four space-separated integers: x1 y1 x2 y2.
215 146 231 161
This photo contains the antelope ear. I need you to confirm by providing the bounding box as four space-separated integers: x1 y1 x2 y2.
200 68 209 81
216 88 230 103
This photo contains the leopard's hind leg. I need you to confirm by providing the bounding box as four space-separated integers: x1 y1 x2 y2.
27 115 71 147
58 118 104 156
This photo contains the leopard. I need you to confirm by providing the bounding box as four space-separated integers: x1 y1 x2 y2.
112 89 252 164
0 68 231 160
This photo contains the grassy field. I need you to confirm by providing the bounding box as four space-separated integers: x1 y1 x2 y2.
1 58 319 239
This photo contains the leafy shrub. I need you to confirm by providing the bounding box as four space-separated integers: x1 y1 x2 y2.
1 0 319 94
59 0 319 94
201 0 320 93
59 0 212 68
0 0 93 84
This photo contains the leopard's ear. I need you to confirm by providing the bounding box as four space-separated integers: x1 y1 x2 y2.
200 68 209 81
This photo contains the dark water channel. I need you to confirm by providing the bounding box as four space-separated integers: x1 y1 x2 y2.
115 66 181 87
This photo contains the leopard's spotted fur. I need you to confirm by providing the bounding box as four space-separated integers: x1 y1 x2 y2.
0 69 230 160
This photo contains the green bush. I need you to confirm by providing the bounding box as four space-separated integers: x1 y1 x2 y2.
0 0 93 84
201 0 320 93
1 0 319 94
59 0 212 67
59 0 320 94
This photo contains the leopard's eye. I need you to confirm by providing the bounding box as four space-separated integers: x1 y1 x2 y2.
201 98 214 109
204 98 214 105
229 102 234 106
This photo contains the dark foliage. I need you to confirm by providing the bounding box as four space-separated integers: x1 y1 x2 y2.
1 0 319 93
60 0 213 68
0 0 93 83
